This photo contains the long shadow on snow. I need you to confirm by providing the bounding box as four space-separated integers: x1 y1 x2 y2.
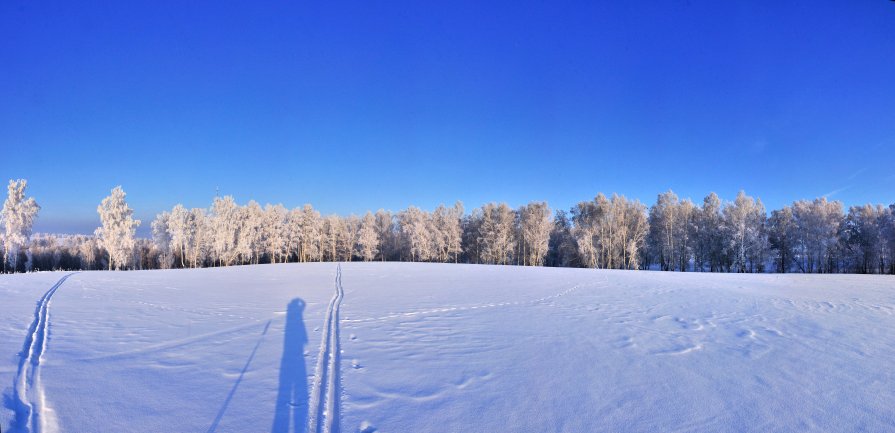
270 298 309 433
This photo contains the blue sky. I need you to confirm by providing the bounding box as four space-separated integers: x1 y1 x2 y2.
1 1 893 235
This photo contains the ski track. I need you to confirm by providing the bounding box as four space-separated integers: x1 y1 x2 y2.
11 272 77 433
307 264 344 433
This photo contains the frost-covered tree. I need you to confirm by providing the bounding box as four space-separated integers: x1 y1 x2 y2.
151 211 175 269
167 204 192 268
445 202 464 263
478 203 516 265
842 204 889 274
321 215 347 262
399 206 431 262
572 194 648 270
693 193 724 272
614 195 650 270
2 179 40 272
237 201 264 265
792 198 843 273
186 208 209 268
262 204 289 263
285 207 302 263
356 211 379 262
209 196 240 266
884 204 895 274
647 191 693 271
428 202 464 263
518 202 552 266
546 210 578 267
722 191 768 273
768 206 796 273
342 215 360 262
96 186 141 270
374 209 395 261
299 204 322 262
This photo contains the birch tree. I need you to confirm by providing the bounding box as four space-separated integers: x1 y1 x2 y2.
356 211 380 262
519 202 552 266
478 203 515 265
96 186 141 270
399 206 431 262
1 179 40 272
151 211 175 269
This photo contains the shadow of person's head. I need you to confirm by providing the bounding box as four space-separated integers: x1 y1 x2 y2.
288 298 306 313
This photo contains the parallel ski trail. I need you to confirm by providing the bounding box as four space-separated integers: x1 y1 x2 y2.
12 272 77 433
308 264 344 433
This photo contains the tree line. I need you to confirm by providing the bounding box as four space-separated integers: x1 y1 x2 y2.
2 179 894 274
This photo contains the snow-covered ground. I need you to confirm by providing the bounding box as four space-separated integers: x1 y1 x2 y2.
1 263 894 433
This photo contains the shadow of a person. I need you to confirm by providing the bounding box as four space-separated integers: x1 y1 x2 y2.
271 298 309 433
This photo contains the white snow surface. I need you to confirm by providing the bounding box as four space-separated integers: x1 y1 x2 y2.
1 262 894 432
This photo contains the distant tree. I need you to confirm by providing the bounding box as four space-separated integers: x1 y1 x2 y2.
721 191 767 273
262 204 289 263
429 202 464 263
96 186 141 270
342 215 361 262
374 210 395 261
1 179 40 272
885 204 895 274
842 204 888 274
571 194 648 270
299 204 322 262
546 210 578 267
768 206 796 273
167 204 192 268
792 198 843 273
399 206 431 262
237 201 264 265
647 191 691 271
209 196 240 266
478 203 515 265
151 211 175 269
693 193 725 272
462 209 484 264
356 211 380 262
518 202 552 266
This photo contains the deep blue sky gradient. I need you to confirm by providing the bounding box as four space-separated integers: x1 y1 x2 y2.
2 1 894 235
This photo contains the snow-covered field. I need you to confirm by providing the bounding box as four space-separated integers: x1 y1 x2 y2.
1 263 894 433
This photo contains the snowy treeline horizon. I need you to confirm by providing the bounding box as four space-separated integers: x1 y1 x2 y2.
3 179 895 274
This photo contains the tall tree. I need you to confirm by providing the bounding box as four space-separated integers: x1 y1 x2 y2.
209 196 240 266
399 206 431 262
694 193 725 272
478 203 516 265
374 209 395 261
722 191 768 273
262 204 289 264
546 210 578 267
768 206 796 273
151 211 175 269
96 186 141 270
792 198 843 273
1 179 40 272
519 202 553 266
647 191 691 271
356 211 380 262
